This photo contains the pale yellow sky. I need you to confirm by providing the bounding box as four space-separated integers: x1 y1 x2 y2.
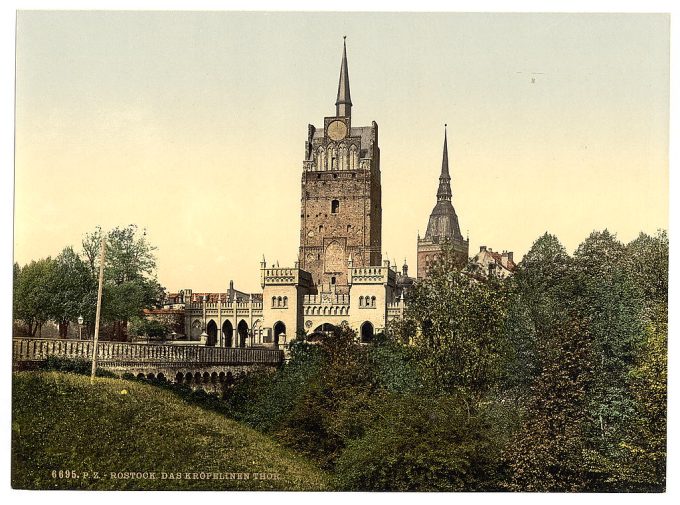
14 11 669 293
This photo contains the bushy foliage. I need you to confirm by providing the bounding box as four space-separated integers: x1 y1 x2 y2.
13 258 57 337
500 229 667 491
40 356 117 378
17 228 665 492
404 242 511 404
128 317 170 339
336 393 512 491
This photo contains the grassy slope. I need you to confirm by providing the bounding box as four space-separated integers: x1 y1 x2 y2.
12 371 331 490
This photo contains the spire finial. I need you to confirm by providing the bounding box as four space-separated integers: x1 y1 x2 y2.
336 37 352 117
436 125 452 202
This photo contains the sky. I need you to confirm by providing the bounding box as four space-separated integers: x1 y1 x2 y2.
13 11 669 293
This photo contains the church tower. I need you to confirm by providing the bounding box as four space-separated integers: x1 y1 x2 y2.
298 38 382 293
417 126 469 278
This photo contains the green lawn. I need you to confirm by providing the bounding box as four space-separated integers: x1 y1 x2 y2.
12 371 331 490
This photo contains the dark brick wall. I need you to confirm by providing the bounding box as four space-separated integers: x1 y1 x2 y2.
299 120 382 289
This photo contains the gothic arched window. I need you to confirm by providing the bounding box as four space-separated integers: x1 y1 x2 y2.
349 144 358 170
317 147 325 171
339 144 347 170
327 146 334 170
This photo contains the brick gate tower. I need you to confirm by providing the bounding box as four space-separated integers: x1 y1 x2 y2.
298 38 382 293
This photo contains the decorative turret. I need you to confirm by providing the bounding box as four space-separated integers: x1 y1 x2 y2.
335 36 352 118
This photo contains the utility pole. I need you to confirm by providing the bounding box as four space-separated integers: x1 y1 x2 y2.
90 236 106 385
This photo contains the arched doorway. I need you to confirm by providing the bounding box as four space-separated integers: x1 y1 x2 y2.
206 320 218 346
360 321 374 343
273 321 286 347
190 319 202 340
222 320 233 347
314 322 337 333
238 320 249 348
309 322 337 340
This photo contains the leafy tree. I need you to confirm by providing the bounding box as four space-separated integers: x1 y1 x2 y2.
611 231 668 491
503 233 573 400
48 247 93 338
275 326 375 468
502 317 594 491
614 313 667 491
81 225 163 340
13 258 56 337
128 317 171 340
571 230 645 488
623 230 668 307
402 242 510 406
336 393 511 491
103 225 157 284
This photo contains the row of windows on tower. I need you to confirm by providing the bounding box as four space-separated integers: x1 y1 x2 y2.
359 296 377 308
272 296 288 308
316 223 352 233
315 145 359 171
273 294 375 308
424 255 441 268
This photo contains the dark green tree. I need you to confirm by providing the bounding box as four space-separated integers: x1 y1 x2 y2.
48 246 93 338
336 393 510 491
571 230 645 488
82 225 163 340
623 230 668 307
502 317 594 491
128 316 171 340
13 258 56 337
403 242 510 406
611 230 667 491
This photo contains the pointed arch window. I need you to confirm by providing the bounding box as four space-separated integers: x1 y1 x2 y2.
317 147 325 171
339 144 347 170
349 145 358 170
327 146 334 171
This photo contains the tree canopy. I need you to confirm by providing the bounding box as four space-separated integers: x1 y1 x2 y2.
14 224 163 340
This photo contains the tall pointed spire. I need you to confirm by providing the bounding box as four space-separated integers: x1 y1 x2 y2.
335 36 352 117
437 124 452 201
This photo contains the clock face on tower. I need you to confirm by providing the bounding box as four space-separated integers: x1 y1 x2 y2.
327 120 348 141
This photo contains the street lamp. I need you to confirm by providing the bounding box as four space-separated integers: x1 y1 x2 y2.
77 315 84 340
